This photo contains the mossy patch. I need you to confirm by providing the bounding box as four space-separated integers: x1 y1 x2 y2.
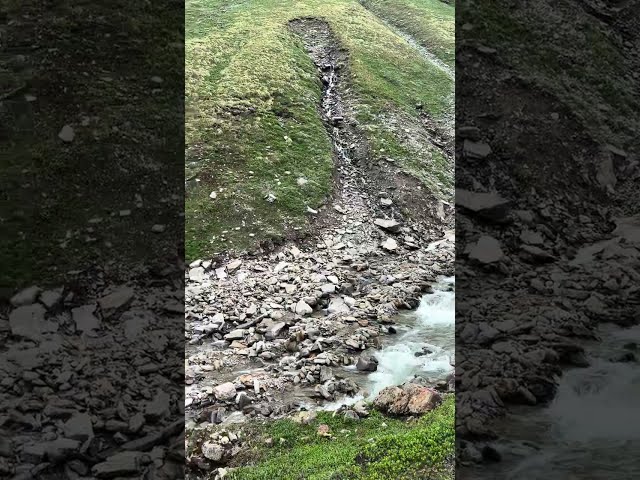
187 396 454 480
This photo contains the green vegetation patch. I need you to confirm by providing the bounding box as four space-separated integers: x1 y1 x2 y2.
188 396 454 480
360 0 455 68
464 0 639 147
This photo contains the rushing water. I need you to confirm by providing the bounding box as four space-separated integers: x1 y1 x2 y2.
467 323 640 479
367 276 455 397
325 276 455 411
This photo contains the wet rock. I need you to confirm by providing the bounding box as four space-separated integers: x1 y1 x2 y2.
356 355 378 372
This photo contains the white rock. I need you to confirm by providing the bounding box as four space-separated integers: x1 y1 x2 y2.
189 267 206 282
227 259 242 272
214 382 237 401
58 125 75 142
295 300 313 316
468 235 503 263
202 442 224 461
10 286 41 306
72 305 101 333
381 238 398 251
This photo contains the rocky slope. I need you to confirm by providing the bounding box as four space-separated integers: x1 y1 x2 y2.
455 0 640 469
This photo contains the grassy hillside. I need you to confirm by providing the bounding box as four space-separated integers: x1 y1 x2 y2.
187 396 455 480
463 0 639 148
360 0 455 68
185 0 454 260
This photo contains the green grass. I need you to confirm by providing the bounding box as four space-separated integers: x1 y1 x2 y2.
360 0 455 68
464 0 639 147
0 1 184 288
187 396 455 480
185 0 454 260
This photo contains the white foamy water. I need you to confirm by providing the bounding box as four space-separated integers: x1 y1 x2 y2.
470 324 640 480
366 276 455 397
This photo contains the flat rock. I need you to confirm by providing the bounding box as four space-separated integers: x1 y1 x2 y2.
463 139 492 159
92 451 142 478
227 259 242 272
455 189 510 222
468 235 503 264
99 286 134 318
10 286 41 307
225 329 246 341
72 305 101 333
10 304 57 341
374 218 401 233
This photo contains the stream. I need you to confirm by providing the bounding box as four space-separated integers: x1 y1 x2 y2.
464 323 640 479
326 275 455 409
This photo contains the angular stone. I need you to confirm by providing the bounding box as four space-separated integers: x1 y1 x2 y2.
10 304 56 341
92 451 142 478
455 189 510 222
295 300 313 316
224 329 246 341
374 218 401 233
381 238 398 251
328 297 350 315
189 267 206 282
10 286 41 307
63 413 94 442
98 286 134 319
468 235 503 264
72 305 101 333
40 288 63 309
214 382 237 401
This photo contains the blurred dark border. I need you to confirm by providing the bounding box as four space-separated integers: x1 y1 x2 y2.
456 0 640 477
0 1 185 478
